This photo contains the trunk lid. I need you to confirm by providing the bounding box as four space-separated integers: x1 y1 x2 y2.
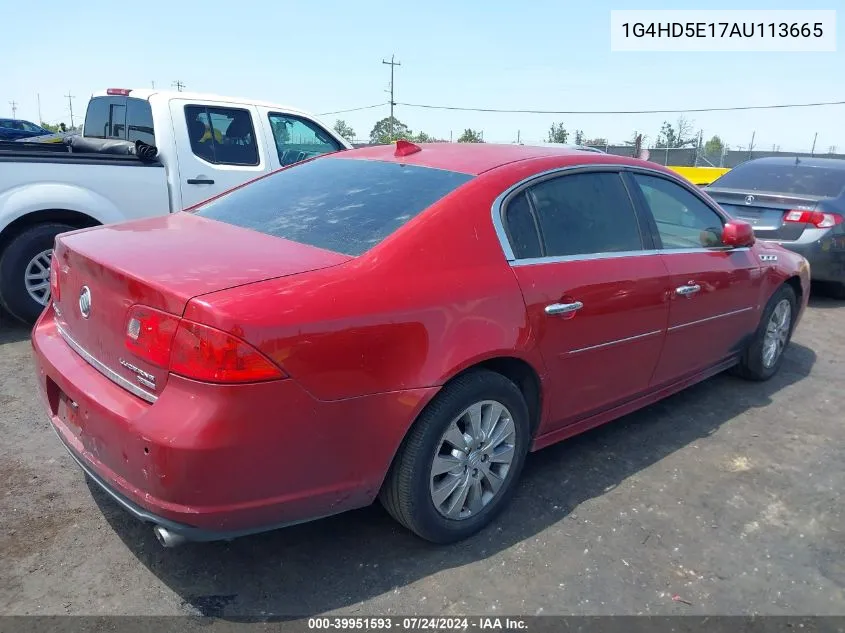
705 187 822 240
52 212 350 399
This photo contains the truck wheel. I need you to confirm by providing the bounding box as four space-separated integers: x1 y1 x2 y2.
0 223 75 325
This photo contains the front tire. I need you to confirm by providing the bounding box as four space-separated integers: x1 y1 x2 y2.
734 284 797 381
0 223 75 325
379 369 531 544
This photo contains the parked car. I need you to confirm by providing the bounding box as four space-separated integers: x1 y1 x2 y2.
0 88 352 324
32 142 810 547
0 118 51 141
705 157 845 297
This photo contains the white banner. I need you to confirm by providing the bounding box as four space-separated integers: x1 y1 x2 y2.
610 10 836 52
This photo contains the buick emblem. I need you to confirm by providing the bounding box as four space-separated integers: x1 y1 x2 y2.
745 195 755 205
78 286 91 319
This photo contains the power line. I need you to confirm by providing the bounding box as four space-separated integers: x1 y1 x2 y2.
382 55 401 136
318 103 387 116
396 99 845 115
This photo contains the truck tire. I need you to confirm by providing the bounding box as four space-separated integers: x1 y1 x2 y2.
0 223 76 325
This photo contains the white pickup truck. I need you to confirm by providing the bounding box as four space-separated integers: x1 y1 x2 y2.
0 88 352 324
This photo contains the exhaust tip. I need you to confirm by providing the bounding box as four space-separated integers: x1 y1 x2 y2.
153 525 187 548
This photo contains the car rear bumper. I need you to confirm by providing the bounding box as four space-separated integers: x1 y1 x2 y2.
765 231 845 284
32 306 436 541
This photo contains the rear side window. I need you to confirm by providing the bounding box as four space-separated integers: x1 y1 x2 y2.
84 96 155 145
194 158 473 256
711 162 845 198
184 105 258 166
268 113 341 166
511 172 643 258
504 192 542 259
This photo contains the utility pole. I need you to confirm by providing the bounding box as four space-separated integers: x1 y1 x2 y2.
748 130 756 159
517 130 520 144
9 101 17 118
811 132 818 156
172 80 185 92
382 55 401 136
65 92 75 128
151 80 156 88
37 94 42 124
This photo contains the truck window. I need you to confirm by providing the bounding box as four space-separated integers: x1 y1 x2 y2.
184 105 259 166
267 113 342 166
84 96 155 145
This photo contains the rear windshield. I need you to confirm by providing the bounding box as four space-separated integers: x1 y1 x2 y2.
711 162 845 198
84 96 155 145
193 157 474 256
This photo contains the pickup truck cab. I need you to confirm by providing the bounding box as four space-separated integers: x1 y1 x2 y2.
0 88 352 324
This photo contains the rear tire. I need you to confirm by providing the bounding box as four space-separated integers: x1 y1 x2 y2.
733 284 797 381
0 223 75 325
379 369 531 544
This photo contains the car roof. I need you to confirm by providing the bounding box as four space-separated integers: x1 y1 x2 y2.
90 89 318 119
741 156 845 169
334 142 647 176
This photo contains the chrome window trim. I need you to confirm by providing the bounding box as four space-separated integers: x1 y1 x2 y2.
56 324 158 404
568 329 663 355
512 246 749 267
667 307 755 332
491 162 737 265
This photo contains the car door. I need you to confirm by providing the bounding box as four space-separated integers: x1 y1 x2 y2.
500 168 671 429
626 171 762 385
169 99 270 208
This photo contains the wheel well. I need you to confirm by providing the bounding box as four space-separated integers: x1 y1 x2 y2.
785 276 802 304
0 210 100 253
452 357 543 437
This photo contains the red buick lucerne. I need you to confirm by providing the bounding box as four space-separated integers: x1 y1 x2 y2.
32 141 810 547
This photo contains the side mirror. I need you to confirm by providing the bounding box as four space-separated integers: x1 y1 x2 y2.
722 220 755 248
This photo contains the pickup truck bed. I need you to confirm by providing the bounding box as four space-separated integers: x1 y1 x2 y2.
0 140 170 324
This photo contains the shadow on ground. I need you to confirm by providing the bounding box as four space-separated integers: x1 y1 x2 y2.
0 311 30 344
90 343 816 618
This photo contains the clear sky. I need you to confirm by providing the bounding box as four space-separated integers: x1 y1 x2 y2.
1 0 842 151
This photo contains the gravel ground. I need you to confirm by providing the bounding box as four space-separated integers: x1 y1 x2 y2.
1 296 843 617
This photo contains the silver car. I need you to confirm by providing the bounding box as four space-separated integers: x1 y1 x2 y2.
705 157 845 298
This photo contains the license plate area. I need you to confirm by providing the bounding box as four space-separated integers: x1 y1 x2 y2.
49 377 83 438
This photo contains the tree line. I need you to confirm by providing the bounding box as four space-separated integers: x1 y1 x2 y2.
333 116 725 155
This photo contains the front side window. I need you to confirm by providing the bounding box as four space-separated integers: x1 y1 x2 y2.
184 105 258 166
633 174 724 249
268 113 341 166
508 171 643 258
194 157 473 256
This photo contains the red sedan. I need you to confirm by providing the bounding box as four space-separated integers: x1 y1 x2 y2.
32 141 810 547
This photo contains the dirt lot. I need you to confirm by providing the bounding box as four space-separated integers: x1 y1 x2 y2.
1 297 843 617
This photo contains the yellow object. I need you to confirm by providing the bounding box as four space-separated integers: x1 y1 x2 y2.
668 166 730 186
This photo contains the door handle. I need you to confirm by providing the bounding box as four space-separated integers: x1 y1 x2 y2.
545 301 584 316
675 284 701 297
187 178 215 185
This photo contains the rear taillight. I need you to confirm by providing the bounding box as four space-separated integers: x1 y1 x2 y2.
170 321 285 383
124 305 180 369
124 305 284 383
49 256 60 304
784 209 844 229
